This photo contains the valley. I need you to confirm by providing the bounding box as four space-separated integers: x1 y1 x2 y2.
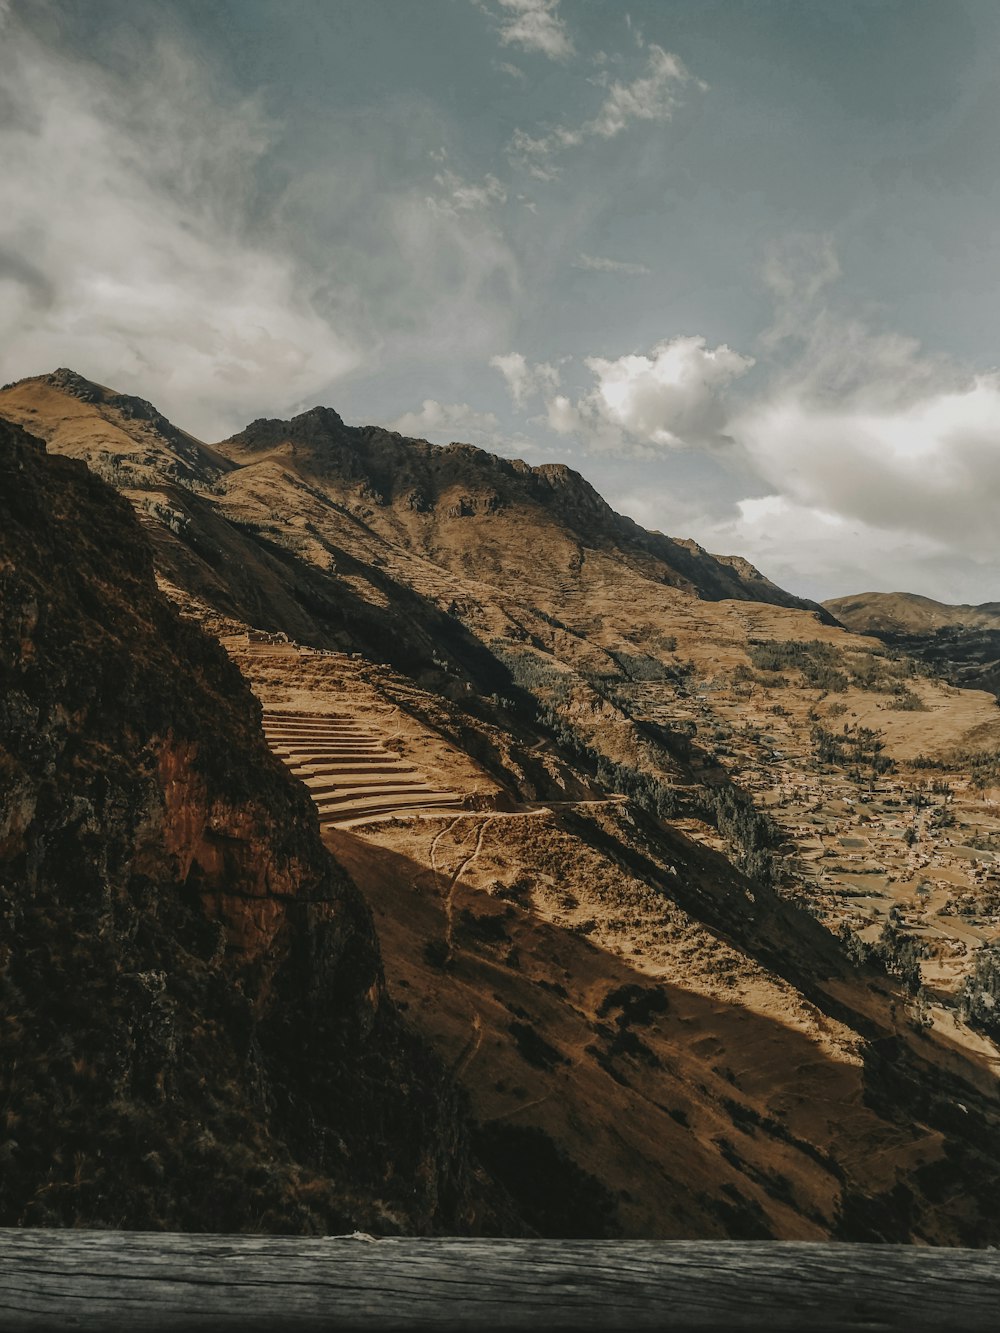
5 368 1000 1243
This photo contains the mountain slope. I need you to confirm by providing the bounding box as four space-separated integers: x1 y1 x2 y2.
0 370 829 629
826 591 1000 698
0 368 837 796
6 370 1000 1242
825 591 1000 636
0 416 510 1234
216 403 831 613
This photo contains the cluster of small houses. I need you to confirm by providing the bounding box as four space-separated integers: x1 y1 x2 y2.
759 765 1000 935
682 684 1000 947
244 629 363 660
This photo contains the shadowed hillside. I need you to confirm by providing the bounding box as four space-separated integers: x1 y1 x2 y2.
0 416 513 1235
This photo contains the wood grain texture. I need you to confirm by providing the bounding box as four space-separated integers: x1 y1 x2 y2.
2 1230 999 1332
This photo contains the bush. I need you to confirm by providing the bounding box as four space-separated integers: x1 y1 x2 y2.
422 939 451 969
960 944 1000 1036
886 687 927 711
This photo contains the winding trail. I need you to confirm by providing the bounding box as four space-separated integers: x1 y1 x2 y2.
451 1010 484 1079
443 817 495 960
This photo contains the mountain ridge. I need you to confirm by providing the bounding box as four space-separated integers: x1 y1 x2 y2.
6 368 1000 1242
824 590 1000 635
824 591 1000 699
2 369 830 619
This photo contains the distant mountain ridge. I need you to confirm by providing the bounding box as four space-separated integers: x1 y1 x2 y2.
824 590 1000 700
825 590 1000 635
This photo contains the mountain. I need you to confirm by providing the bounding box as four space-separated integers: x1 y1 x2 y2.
0 415 512 1234
825 591 1000 636
825 592 1000 699
216 402 831 612
0 370 829 639
5 368 1000 1243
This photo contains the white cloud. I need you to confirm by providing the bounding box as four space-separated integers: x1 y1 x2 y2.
573 252 651 275
507 126 581 181
0 13 358 440
624 13 645 49
545 394 583 436
733 372 1000 558
275 122 522 371
376 191 520 362
506 44 703 177
587 45 703 139
429 169 507 215
493 0 574 61
699 494 955 604
718 235 1000 565
491 351 560 406
497 229 1000 602
585 241 1000 600
384 396 545 459
542 335 754 450
761 232 840 346
386 398 501 446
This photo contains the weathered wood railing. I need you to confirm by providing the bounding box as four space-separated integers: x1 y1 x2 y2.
2 1230 998 1331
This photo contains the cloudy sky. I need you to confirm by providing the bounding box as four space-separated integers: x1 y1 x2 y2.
4 0 1000 602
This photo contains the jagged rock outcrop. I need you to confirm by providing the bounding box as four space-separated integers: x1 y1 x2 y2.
0 416 511 1235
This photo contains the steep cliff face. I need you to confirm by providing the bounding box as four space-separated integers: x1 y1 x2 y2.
0 417 507 1234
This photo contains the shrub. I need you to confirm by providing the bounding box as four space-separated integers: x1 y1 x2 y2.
960 944 1000 1036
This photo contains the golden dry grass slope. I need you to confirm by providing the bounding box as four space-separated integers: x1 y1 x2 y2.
5 367 1000 1243
826 592 1000 635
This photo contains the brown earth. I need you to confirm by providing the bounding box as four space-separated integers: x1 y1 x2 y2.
5 368 1000 1242
232 643 1000 1243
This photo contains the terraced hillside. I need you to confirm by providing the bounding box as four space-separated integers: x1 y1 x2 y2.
263 708 465 826
0 417 509 1235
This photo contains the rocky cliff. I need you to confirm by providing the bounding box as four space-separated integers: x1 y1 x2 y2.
0 416 509 1234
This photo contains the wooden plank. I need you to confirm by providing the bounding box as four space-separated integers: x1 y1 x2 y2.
1 1231 998 1332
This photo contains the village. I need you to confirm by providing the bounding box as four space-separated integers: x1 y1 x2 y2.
614 649 1000 1010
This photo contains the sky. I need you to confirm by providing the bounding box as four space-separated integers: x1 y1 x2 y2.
3 0 1000 602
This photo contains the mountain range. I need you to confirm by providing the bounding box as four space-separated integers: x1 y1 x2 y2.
4 368 1000 1244
825 591 1000 700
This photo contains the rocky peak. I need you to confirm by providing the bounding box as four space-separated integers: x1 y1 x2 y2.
41 367 109 401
